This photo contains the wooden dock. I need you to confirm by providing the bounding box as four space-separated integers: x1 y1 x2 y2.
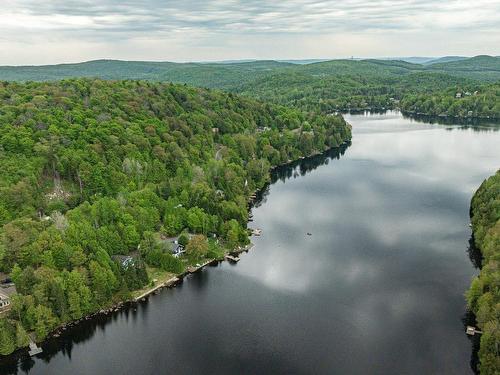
232 243 254 255
225 255 240 263
466 326 483 336
28 340 42 356
187 259 215 274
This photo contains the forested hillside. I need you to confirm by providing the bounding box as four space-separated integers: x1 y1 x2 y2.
427 56 500 73
0 79 351 355
466 171 500 375
400 83 500 119
0 60 293 90
1 56 498 118
238 72 478 114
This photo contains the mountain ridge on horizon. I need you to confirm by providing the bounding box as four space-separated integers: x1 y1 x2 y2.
2 54 498 68
0 55 498 85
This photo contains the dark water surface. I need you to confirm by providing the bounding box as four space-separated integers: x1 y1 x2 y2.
2 111 499 375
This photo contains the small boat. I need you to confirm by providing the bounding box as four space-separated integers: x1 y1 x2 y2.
251 228 262 236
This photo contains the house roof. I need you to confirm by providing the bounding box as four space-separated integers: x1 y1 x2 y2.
112 255 133 262
0 285 17 297
172 243 184 253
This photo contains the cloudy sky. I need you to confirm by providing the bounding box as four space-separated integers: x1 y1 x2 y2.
1 0 499 65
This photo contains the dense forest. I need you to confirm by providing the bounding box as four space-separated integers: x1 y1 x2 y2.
0 79 351 355
1 56 499 118
400 83 500 119
238 72 482 114
466 170 500 375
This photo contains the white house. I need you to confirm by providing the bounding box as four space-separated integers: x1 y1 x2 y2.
0 292 10 310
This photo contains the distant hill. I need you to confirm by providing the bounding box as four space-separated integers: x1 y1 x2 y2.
424 56 467 65
277 59 332 65
0 59 294 89
2 56 499 85
391 57 436 64
427 55 500 71
0 55 498 117
362 59 425 71
424 55 500 80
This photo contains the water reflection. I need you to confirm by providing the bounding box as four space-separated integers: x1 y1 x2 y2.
463 236 483 374
466 236 482 270
253 144 350 209
346 110 500 131
403 113 500 130
462 309 481 374
2 111 499 375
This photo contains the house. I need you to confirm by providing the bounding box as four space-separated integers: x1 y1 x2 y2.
256 126 270 133
171 241 186 258
112 255 135 269
0 292 11 311
160 235 191 258
0 280 17 313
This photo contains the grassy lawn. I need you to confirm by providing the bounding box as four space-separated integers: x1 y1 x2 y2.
131 266 176 299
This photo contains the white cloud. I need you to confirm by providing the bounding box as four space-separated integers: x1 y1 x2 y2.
0 0 499 64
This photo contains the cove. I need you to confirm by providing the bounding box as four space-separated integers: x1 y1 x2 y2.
1 111 499 375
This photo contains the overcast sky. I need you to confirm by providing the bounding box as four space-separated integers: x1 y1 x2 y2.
1 0 499 65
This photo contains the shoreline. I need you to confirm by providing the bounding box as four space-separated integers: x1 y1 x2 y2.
399 109 500 121
132 242 254 303
0 140 349 361
46 242 255 342
341 107 499 121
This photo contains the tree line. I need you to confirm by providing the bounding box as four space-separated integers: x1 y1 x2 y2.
466 170 500 374
400 83 500 119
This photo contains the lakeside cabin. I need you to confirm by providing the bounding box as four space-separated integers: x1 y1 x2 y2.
112 255 136 269
0 292 11 311
0 273 16 312
172 242 185 258
159 234 189 258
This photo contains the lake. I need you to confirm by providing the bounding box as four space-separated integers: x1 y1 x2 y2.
2 111 499 375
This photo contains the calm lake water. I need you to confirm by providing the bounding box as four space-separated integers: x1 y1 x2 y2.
2 111 499 375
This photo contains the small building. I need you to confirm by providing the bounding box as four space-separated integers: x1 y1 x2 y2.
160 235 192 258
112 255 136 269
455 92 462 98
257 126 270 133
171 241 186 258
0 292 10 310
0 277 16 312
